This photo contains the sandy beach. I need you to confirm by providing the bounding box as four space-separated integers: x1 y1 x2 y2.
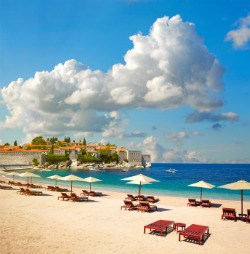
1 178 250 254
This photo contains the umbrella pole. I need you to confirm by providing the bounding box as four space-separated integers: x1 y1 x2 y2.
241 190 243 214
71 181 73 193
55 180 57 186
90 183 92 191
138 182 141 195
200 187 203 200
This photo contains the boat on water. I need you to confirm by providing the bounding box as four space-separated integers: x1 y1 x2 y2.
166 168 178 173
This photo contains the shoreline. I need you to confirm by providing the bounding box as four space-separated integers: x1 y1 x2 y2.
1 174 250 203
1 181 250 254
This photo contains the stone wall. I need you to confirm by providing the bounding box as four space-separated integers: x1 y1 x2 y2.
0 152 44 165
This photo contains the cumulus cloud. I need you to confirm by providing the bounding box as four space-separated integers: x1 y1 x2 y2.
186 111 239 123
130 136 207 163
125 131 146 138
166 131 189 144
226 14 250 49
0 15 227 139
74 132 93 139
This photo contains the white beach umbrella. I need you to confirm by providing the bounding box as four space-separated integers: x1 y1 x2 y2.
19 172 41 183
82 176 101 191
122 174 159 194
5 172 20 181
218 180 250 214
188 180 215 200
59 174 85 193
47 174 62 186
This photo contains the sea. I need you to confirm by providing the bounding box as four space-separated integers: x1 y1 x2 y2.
22 163 250 201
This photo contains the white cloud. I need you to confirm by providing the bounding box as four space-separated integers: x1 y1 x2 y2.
226 14 250 49
166 131 189 143
131 135 207 163
0 15 226 139
74 132 93 139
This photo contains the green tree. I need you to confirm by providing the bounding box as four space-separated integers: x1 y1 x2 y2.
14 140 18 146
32 136 46 145
32 158 39 166
64 136 71 143
4 143 10 146
83 138 87 145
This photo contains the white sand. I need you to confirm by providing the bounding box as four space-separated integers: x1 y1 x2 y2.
0 179 250 254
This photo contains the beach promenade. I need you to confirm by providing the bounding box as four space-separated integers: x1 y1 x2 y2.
1 181 250 254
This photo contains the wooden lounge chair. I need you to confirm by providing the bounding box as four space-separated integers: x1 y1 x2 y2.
89 190 102 196
121 200 139 211
179 224 209 245
17 188 27 195
0 180 6 183
125 194 137 201
54 186 69 192
45 185 56 191
58 192 70 201
8 181 15 185
187 198 200 207
146 195 159 203
69 193 89 202
27 183 42 189
80 189 89 196
138 201 157 212
16 182 26 187
201 199 211 208
0 184 13 190
25 188 43 196
221 208 237 222
246 209 250 224
137 194 146 201
144 220 174 236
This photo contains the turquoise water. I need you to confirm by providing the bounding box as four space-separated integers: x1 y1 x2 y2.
14 163 250 201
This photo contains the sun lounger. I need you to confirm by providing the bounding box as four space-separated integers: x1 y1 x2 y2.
45 185 56 191
246 209 250 224
144 220 174 236
221 208 237 222
16 182 26 187
187 198 200 207
8 181 15 185
125 194 137 201
137 194 146 201
88 190 102 196
58 192 70 201
0 180 6 183
54 186 69 192
25 188 43 196
17 188 27 195
81 189 90 196
121 200 139 211
138 201 157 212
201 199 211 208
27 183 42 188
179 224 209 245
146 195 159 203
0 184 13 190
69 193 89 202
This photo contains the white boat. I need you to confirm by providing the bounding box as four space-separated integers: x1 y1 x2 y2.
166 168 177 173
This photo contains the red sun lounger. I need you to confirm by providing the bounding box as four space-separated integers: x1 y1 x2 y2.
179 224 209 245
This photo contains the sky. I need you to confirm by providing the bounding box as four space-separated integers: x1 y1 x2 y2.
0 0 250 163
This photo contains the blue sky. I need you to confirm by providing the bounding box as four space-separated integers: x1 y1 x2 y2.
0 0 250 163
